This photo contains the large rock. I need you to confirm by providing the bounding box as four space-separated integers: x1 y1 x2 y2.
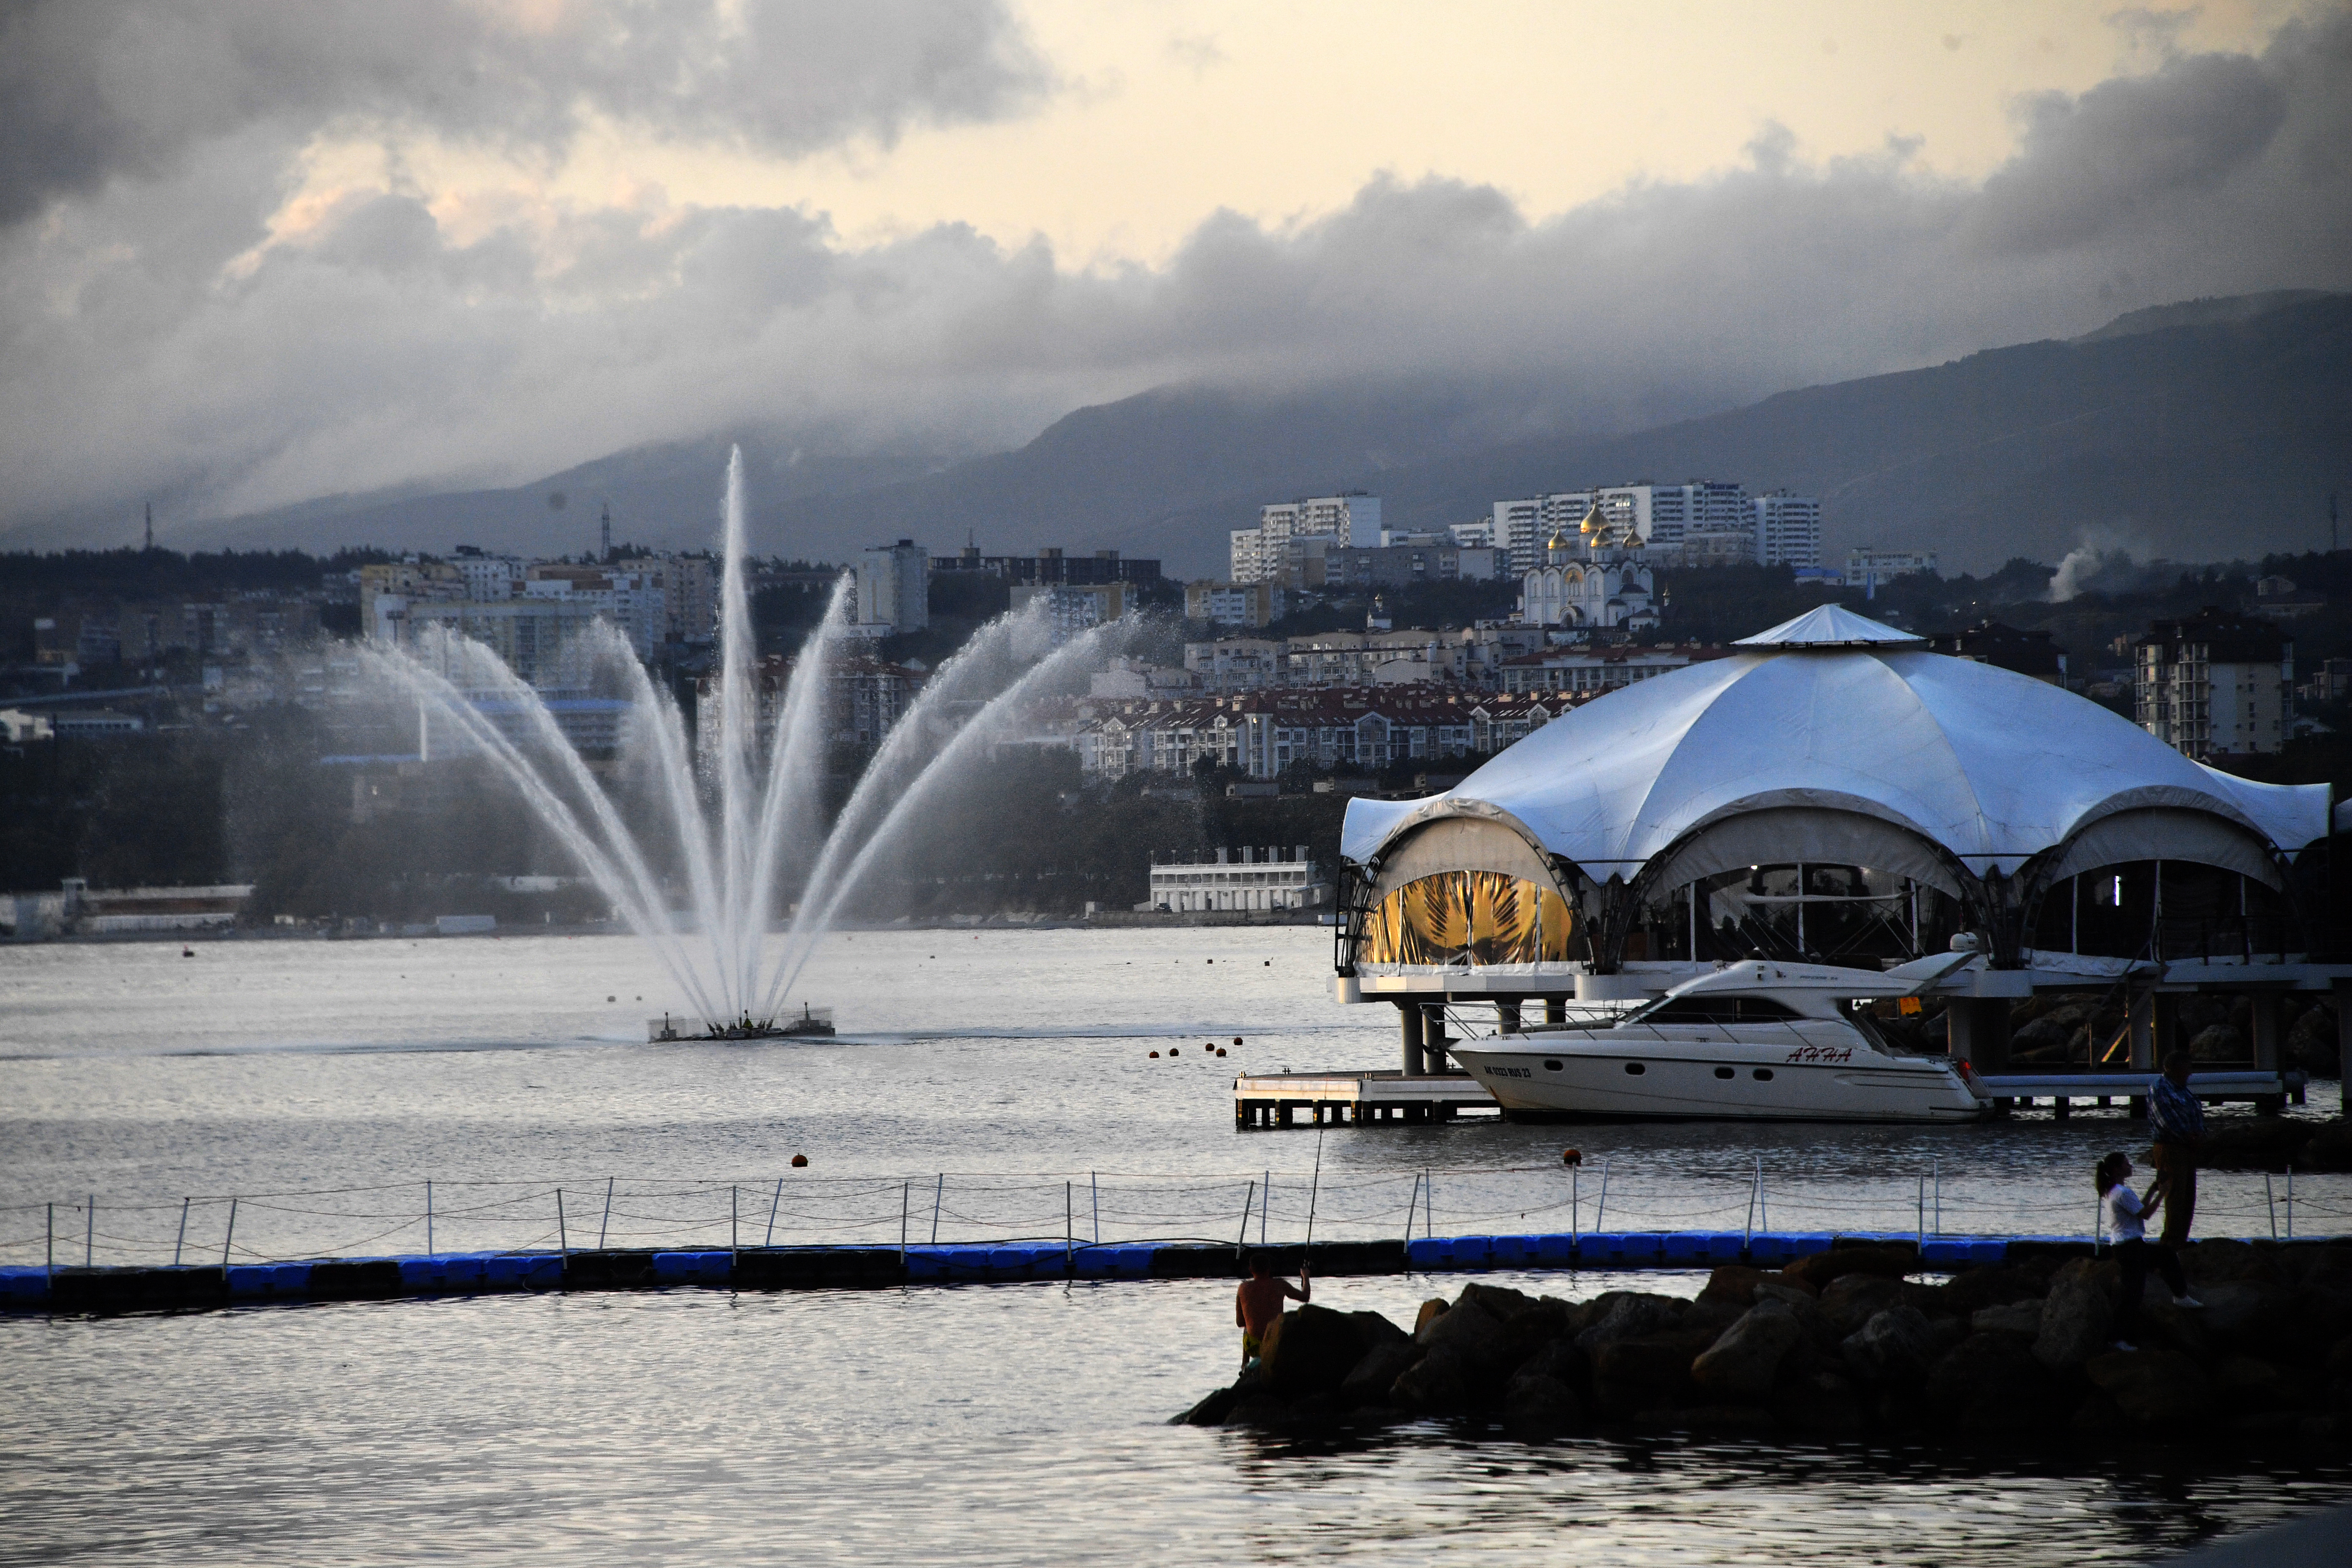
2180 1239 2287 1286
2211 1354 2286 1409
1927 1331 2059 1433
2196 1279 2293 1352
1783 1244 1914 1290
1972 1300 2044 1337
1696 1265 1773 1308
1390 1346 1474 1413
1416 1294 1512 1377
1501 1373 1584 1435
1754 1280 1827 1328
1843 1305 1943 1386
1573 1292 1688 1357
1176 1385 1239 1426
1819 1274 1909 1337
1690 1299 1804 1401
2034 1258 2115 1370
1258 1304 1377 1398
1338 1340 1424 1407
1591 1329 1714 1417
1350 1309 1410 1350
1942 1266 2049 1318
1514 1337 1586 1391
1771 1369 1865 1438
2084 1348 2213 1423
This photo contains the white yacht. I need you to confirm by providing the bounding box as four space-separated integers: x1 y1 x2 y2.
1448 954 1991 1123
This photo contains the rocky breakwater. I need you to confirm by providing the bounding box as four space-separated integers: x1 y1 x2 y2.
1175 1240 2352 1448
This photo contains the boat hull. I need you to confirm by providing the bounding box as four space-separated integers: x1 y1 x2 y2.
1451 1036 1986 1124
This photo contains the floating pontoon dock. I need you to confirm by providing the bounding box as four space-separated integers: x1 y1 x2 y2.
12 1229 2344 1317
1233 1069 1498 1129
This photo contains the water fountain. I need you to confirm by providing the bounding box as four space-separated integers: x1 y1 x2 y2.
362 447 1122 1036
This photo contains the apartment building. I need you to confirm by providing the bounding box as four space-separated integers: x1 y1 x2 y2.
1229 493 1380 583
856 539 930 634
2134 610 2294 758
1753 492 1823 568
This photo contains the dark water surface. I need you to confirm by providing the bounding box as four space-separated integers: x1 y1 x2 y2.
3 930 2348 1564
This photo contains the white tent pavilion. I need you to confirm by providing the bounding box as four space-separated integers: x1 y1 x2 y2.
1335 607 2343 1064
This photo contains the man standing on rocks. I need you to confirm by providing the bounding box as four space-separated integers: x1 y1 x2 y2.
1236 1253 1310 1369
2149 1049 2205 1245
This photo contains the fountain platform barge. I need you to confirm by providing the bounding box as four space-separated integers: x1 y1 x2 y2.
649 1006 834 1043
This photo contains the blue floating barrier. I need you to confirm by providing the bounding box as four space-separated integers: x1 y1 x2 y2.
1112 1246 1157 1276
1703 1233 1747 1263
1617 1233 1666 1265
1404 1237 1447 1269
1535 1234 1578 1266
1448 1236 1497 1269
652 1251 732 1285
0 1268 51 1306
1777 1231 1836 1261
986 1246 1039 1278
947 1247 991 1279
226 1265 275 1297
1487 1235 1532 1268
439 1255 488 1289
1967 1239 2008 1266
902 1250 949 1281
268 1263 310 1294
397 1257 441 1289
1920 1238 1973 1267
1661 1232 1710 1265
482 1254 533 1289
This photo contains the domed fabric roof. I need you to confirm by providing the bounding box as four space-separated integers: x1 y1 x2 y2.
1341 626 2328 888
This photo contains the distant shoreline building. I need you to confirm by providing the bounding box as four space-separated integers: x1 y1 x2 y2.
1229 493 1380 584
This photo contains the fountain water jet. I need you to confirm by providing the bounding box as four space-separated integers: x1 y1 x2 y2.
361 446 1124 1036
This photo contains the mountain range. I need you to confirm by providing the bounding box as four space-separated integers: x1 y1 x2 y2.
64 290 2352 577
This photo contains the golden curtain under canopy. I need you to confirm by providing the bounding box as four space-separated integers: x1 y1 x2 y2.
1360 871 1574 966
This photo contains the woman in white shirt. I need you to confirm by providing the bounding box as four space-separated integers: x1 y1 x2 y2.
2097 1151 2200 1351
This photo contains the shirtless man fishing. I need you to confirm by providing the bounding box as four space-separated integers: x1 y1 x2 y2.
1236 1252 1310 1369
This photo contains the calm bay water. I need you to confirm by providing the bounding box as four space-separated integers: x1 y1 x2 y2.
3 928 2347 1565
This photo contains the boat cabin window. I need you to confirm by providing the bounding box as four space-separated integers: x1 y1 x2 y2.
1631 995 1805 1025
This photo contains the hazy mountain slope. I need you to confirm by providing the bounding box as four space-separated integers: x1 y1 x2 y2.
1366 292 2350 572
67 290 2349 577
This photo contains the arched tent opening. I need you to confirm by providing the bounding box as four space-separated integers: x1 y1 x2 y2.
1622 805 1981 968
2023 807 2305 964
1349 814 1583 971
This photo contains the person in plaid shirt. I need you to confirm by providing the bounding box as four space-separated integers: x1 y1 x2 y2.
2148 1050 2205 1246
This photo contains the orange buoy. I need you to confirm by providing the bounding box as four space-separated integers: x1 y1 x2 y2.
1216 1048 1228 1057
1149 1050 1160 1058
791 1154 808 1168
1170 1046 1180 1055
1562 1148 1583 1166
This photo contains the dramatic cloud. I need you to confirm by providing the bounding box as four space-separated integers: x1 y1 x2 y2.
2 4 2347 544
0 0 1052 227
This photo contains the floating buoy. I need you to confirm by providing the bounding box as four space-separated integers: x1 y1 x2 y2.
1170 1046 1180 1055
1562 1148 1583 1166
1263 961 1270 966
607 995 616 1002
1149 1050 1160 1058
1233 1037 1243 1048
180 947 194 958
1216 1048 1227 1057
790 1154 808 1168
1206 958 1213 964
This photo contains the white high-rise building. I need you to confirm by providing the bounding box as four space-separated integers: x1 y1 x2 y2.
857 539 930 633
1231 494 1378 584
1753 492 1822 568
1229 527 1266 584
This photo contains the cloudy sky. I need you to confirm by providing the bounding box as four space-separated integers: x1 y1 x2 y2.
4 0 2347 544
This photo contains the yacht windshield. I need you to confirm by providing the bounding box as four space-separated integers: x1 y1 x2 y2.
1622 994 1806 1026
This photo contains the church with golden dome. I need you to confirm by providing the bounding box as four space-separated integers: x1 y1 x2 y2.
1519 501 1658 630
